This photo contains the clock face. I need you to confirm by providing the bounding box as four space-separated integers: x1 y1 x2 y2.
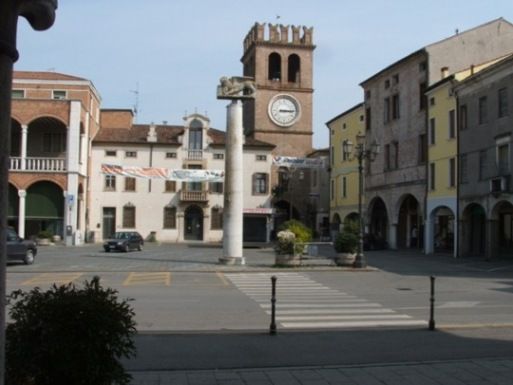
268 95 300 127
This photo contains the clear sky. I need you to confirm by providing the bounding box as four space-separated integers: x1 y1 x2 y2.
14 0 513 149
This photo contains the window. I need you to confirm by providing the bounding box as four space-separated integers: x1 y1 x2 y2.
498 88 508 118
164 180 176 192
331 180 334 200
384 79 390 89
163 206 176 229
209 182 223 194
385 143 398 170
52 90 66 100
448 109 456 139
288 54 300 83
460 154 468 183
419 61 427 72
365 90 371 100
165 152 177 158
478 96 488 124
252 173 268 195
213 153 224 160
392 74 399 84
211 207 223 230
105 175 116 191
12 89 24 99
384 97 390 124
392 94 400 119
256 154 267 161
418 134 427 164
42 133 66 153
479 150 487 181
429 97 435 106
312 170 318 187
342 176 347 198
125 151 137 158
365 107 371 131
498 144 509 175
419 82 427 110
430 163 435 190
392 141 399 169
384 144 390 171
123 205 135 228
429 118 436 145
331 146 334 165
105 150 117 157
449 158 456 187
268 52 281 81
459 104 467 130
189 119 203 149
124 177 136 192
342 123 347 129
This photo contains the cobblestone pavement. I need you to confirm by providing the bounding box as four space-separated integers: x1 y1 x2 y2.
129 358 513 385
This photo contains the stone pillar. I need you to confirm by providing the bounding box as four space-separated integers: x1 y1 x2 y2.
220 100 245 265
21 124 28 170
217 76 255 265
17 189 26 238
424 216 433 254
388 223 397 249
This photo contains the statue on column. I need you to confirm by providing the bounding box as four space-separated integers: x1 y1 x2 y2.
217 76 256 100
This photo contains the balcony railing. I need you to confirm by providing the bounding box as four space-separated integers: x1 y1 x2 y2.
179 189 208 202
9 157 67 172
185 149 203 160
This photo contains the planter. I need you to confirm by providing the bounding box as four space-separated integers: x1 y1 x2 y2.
37 238 51 246
52 235 61 242
335 252 356 266
275 253 302 267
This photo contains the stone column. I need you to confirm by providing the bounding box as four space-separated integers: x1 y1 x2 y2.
388 223 397 249
217 76 256 265
424 216 433 254
17 189 26 238
220 100 245 265
21 124 28 170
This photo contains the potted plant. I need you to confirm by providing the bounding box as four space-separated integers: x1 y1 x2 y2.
334 222 360 266
274 230 302 266
37 230 53 246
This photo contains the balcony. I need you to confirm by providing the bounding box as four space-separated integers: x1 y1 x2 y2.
9 157 67 172
185 149 203 160
179 189 208 202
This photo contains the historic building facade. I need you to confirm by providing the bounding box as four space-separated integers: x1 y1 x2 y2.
9 71 101 245
90 110 275 243
359 18 513 251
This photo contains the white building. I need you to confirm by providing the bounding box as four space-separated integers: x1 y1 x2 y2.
89 110 275 243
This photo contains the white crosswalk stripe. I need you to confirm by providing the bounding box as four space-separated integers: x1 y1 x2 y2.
226 272 427 330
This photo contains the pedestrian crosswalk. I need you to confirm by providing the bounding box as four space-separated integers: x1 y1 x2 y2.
226 272 427 330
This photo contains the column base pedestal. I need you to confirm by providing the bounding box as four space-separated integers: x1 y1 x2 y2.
218 256 246 265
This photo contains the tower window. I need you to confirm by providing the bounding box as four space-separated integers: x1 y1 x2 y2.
268 53 281 81
288 54 300 83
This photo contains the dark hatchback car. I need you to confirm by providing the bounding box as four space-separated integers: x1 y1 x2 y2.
7 228 37 264
103 231 144 252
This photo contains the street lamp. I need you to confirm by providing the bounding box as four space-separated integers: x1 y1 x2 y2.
343 132 379 268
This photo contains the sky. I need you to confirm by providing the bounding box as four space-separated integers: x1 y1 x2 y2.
14 0 513 149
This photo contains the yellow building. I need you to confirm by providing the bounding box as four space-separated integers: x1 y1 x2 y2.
425 58 507 255
326 103 364 235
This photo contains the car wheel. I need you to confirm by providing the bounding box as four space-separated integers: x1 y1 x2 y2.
24 249 35 265
124 244 130 253
137 243 142 251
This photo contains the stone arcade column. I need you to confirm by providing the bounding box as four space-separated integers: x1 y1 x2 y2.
17 189 26 238
217 76 255 265
0 1 57 381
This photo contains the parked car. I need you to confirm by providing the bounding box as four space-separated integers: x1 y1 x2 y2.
7 228 37 265
103 231 144 252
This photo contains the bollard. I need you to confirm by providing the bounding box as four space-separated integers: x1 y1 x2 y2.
270 276 277 335
429 276 436 331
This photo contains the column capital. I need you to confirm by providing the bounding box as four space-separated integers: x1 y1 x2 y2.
18 189 26 198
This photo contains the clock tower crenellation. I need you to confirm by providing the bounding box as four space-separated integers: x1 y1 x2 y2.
241 22 315 157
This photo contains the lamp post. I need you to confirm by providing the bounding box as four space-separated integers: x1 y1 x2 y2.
343 132 379 268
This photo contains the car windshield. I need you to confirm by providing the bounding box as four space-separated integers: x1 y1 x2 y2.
112 232 129 240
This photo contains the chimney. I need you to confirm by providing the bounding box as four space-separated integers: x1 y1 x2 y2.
441 66 449 79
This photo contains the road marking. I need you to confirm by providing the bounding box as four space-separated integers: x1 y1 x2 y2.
438 301 480 308
21 273 84 286
123 272 171 286
226 272 426 330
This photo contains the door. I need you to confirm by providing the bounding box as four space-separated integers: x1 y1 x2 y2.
102 207 116 240
184 205 203 241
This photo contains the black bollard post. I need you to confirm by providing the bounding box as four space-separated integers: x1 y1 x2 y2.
270 276 277 335
429 276 436 331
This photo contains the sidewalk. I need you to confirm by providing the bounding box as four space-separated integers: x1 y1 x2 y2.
129 358 513 384
124 327 513 384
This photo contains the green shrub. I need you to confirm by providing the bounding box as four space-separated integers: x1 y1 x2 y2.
279 219 313 244
37 230 53 239
334 231 359 253
6 276 137 385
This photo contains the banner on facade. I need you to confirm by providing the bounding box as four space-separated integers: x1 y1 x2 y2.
101 164 224 182
272 156 324 169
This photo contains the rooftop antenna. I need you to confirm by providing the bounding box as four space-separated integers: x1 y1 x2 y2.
130 82 140 123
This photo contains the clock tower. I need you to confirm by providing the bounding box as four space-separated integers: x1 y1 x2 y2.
241 23 315 157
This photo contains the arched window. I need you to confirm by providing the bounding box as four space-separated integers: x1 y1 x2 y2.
288 54 300 83
268 53 281 81
189 119 203 150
